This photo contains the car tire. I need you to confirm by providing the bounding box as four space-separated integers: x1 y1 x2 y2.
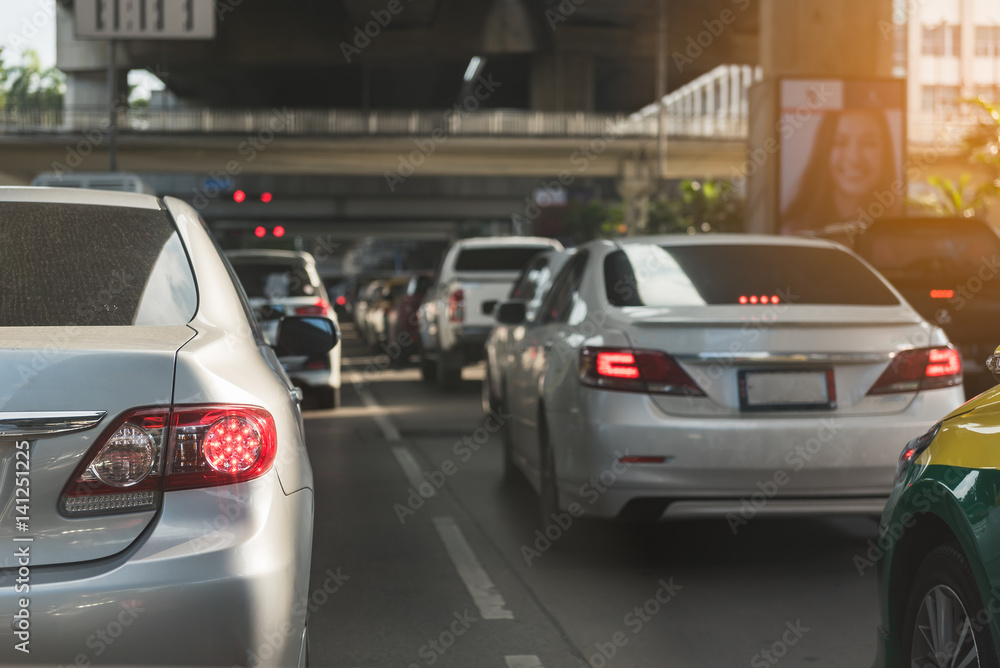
902 543 999 668
313 386 340 410
499 384 519 485
436 352 462 391
537 413 560 528
482 365 497 414
419 353 436 383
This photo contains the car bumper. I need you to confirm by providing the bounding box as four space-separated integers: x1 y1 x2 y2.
0 475 313 667
547 387 962 520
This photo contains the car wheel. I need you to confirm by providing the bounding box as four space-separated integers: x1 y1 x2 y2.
436 352 462 391
482 365 497 414
312 386 339 410
903 543 999 668
499 383 519 485
538 413 560 527
419 353 436 383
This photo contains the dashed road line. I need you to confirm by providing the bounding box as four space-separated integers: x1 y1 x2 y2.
432 516 514 620
349 372 400 441
391 446 435 498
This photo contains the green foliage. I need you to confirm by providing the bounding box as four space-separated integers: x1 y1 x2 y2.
645 179 745 235
564 200 624 242
0 48 65 110
914 98 1000 219
909 174 994 218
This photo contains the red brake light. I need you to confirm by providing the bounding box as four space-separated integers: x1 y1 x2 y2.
254 226 266 238
596 352 641 379
868 347 962 395
580 347 704 396
449 288 465 323
336 296 347 306
233 190 246 203
260 192 273 203
930 290 954 299
295 298 328 316
60 405 277 516
926 348 961 377
273 226 286 238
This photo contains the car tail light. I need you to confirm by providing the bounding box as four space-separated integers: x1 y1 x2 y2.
448 289 465 323
295 298 329 316
894 423 940 484
929 289 954 299
61 405 277 516
867 347 962 395
579 347 704 396
336 296 347 306
305 356 329 370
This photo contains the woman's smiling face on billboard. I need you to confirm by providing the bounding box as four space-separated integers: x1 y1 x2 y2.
828 110 886 199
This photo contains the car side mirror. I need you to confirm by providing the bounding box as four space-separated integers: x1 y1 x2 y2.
275 316 339 356
496 301 527 325
988 351 1000 381
482 300 498 316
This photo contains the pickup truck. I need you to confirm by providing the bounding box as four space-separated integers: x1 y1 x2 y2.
418 236 563 389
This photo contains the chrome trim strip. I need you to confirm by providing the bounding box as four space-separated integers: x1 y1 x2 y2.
0 411 107 437
674 352 893 365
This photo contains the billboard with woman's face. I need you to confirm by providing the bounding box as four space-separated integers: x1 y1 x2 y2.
779 79 906 235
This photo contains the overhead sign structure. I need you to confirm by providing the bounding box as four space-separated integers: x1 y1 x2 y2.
75 0 216 40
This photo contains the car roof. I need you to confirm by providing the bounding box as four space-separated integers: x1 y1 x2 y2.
616 234 848 250
454 236 562 250
226 249 315 263
0 186 162 210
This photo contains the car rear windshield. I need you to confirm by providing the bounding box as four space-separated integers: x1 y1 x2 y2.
858 222 1000 283
0 202 198 327
454 247 548 272
604 244 899 307
231 260 318 299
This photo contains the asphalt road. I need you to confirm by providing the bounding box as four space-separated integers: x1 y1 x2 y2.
303 325 882 668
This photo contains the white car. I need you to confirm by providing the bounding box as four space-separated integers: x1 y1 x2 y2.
494 235 965 524
483 247 573 423
418 236 563 389
228 250 342 409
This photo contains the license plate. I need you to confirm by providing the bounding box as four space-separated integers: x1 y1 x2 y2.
739 370 836 411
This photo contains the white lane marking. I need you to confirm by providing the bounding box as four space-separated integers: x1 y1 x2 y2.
349 372 400 441
432 516 514 620
392 446 434 497
505 656 544 668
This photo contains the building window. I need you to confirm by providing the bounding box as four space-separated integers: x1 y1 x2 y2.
975 26 1000 57
923 25 961 57
922 85 962 113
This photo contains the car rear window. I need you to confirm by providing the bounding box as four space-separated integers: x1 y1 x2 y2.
230 260 318 299
604 244 899 307
454 247 548 272
0 202 198 327
858 222 1000 283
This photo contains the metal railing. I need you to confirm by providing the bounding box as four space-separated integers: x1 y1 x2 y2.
0 106 675 139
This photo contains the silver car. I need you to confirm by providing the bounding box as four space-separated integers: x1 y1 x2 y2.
482 247 572 430
0 187 336 666
494 235 965 524
227 250 343 409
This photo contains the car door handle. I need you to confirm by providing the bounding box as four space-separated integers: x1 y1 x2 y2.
290 387 304 404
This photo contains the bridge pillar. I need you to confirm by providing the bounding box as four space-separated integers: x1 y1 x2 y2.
617 159 656 234
745 0 895 234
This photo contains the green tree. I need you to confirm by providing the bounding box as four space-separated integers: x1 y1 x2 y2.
645 179 745 235
914 98 1000 218
0 48 65 110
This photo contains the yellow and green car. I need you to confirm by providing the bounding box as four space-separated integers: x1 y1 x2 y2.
875 370 1000 667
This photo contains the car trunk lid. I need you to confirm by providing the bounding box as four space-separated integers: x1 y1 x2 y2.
617 305 941 418
0 326 193 567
